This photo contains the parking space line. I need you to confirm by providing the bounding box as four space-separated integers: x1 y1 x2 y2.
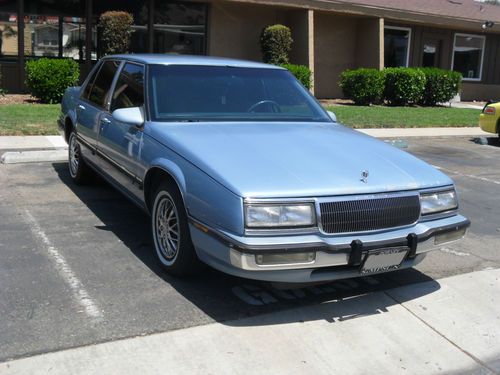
23 210 103 321
432 165 500 185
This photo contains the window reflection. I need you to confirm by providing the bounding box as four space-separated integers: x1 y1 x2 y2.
153 3 206 55
385 27 411 67
452 34 485 80
0 12 18 57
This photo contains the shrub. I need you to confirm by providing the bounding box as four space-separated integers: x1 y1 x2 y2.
384 67 425 106
419 68 462 106
25 58 80 103
282 64 312 89
339 68 385 105
260 24 293 65
98 11 133 56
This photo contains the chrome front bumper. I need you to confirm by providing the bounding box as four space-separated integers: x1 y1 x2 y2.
189 214 470 282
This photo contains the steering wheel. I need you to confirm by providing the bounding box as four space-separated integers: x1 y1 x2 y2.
247 100 281 113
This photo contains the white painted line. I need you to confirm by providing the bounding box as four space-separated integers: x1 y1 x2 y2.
1 150 67 164
439 247 471 257
436 166 500 186
23 210 103 320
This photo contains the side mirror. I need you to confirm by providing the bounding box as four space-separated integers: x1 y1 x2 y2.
327 110 337 122
112 107 144 127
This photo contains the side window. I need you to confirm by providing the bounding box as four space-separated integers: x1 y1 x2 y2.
88 60 120 108
81 63 101 100
110 63 145 112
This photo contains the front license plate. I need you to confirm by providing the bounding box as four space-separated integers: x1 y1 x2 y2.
360 247 409 275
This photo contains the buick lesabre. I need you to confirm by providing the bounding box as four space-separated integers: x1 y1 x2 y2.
59 54 470 283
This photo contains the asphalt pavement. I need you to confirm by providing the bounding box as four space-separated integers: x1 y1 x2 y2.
1 135 499 372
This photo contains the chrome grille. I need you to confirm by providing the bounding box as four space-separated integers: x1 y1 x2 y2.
320 194 420 234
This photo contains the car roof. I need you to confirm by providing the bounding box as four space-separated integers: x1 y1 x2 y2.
102 54 284 70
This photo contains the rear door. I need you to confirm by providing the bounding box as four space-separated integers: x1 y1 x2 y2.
96 62 145 200
76 60 120 162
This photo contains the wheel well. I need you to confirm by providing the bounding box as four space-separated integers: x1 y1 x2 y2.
64 117 73 142
144 167 183 213
497 118 500 135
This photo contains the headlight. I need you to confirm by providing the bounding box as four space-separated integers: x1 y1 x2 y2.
245 203 315 228
420 190 458 215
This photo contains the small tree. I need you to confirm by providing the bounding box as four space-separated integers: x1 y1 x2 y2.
260 24 293 65
98 11 133 56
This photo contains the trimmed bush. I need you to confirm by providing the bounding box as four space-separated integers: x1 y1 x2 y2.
419 68 462 106
25 58 80 103
98 11 133 56
282 64 312 89
384 67 426 106
339 68 385 105
260 24 293 65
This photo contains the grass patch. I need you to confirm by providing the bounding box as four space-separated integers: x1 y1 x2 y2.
0 103 482 136
325 105 480 128
0 104 59 135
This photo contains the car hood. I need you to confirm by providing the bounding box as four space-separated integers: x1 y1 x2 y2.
146 121 453 198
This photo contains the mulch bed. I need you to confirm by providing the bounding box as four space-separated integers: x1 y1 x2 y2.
0 94 42 105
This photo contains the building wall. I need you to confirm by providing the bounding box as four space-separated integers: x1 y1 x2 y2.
313 12 359 98
387 21 500 99
208 2 281 61
355 17 383 70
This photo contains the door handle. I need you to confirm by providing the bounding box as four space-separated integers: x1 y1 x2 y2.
101 118 111 124
78 104 86 110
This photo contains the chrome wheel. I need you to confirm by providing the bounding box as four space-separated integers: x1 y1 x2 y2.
69 133 79 178
153 192 180 265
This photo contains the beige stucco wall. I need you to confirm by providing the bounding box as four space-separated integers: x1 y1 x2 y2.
355 17 383 70
461 83 500 101
208 2 282 61
313 12 359 98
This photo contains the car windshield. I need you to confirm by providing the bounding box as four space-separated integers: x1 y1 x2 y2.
148 64 330 122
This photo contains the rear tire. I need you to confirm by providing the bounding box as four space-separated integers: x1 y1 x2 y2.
151 181 203 277
68 131 93 184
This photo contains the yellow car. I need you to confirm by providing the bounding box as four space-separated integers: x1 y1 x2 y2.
479 101 500 136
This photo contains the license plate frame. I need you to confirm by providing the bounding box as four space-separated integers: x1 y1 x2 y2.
360 247 409 275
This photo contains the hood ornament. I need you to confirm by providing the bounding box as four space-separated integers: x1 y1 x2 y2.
361 170 369 183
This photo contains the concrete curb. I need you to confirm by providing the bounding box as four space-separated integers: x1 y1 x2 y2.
1 150 67 164
1 268 498 374
357 127 490 138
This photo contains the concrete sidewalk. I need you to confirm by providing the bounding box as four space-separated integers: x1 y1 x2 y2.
0 128 491 164
1 268 498 375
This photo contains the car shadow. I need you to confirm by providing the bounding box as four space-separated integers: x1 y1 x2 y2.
52 162 440 327
471 136 500 147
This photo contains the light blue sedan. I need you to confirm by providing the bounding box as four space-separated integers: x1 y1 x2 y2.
59 54 470 283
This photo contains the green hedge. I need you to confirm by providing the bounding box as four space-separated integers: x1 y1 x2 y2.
282 64 312 89
419 68 462 106
384 67 426 106
340 67 462 106
260 24 293 65
25 58 80 104
339 68 384 105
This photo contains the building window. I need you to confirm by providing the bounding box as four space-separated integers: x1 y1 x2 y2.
452 33 485 81
0 12 18 58
93 0 149 56
384 26 411 67
153 3 207 55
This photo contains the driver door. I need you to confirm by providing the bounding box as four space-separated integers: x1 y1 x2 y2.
96 62 145 201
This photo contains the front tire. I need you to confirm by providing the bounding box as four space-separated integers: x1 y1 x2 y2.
68 131 92 184
151 181 203 276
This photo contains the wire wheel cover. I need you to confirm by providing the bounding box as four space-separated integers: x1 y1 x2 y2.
155 195 180 261
69 134 79 176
